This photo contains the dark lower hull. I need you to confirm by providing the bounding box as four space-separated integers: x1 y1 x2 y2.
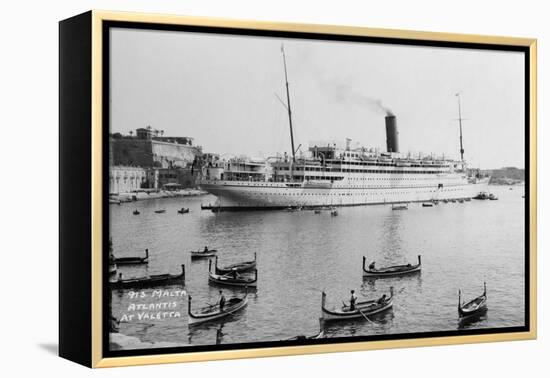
459 305 488 318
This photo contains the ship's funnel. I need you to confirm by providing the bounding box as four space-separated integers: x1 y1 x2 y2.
385 114 399 153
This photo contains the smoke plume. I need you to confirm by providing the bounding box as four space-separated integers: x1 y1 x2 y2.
330 82 394 116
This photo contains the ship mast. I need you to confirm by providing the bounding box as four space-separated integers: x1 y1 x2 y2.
456 93 465 161
281 44 296 163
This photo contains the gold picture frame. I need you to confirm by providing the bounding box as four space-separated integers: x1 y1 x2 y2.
59 10 537 368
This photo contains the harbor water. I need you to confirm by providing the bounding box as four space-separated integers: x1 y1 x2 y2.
110 185 526 348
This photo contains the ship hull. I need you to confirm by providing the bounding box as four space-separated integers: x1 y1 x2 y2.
199 178 490 211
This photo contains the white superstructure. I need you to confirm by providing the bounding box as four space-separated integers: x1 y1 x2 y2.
199 146 489 210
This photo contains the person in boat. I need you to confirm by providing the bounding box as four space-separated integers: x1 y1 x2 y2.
230 268 240 279
377 294 387 305
368 261 376 270
109 315 120 333
349 290 358 311
219 290 226 312
203 246 209 253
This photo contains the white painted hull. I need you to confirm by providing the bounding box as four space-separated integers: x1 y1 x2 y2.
199 177 489 209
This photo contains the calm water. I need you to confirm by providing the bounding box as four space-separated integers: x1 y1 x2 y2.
110 185 525 349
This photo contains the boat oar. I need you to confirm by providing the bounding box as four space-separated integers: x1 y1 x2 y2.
357 308 376 325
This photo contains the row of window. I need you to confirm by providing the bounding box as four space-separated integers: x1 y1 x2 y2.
276 167 447 174
246 187 462 196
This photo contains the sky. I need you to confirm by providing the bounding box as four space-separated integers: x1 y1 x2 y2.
110 28 525 169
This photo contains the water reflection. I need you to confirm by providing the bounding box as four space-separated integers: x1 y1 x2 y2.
362 273 422 294
458 312 489 330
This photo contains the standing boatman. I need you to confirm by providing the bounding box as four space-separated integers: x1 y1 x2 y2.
349 290 358 311
219 290 226 311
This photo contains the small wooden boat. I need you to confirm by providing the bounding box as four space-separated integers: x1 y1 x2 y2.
442 199 449 203
208 259 257 287
110 264 185 289
286 330 324 340
285 206 302 212
177 207 190 214
113 249 149 265
286 319 325 340
191 249 218 259
188 290 248 326
488 193 498 200
422 202 433 207
314 209 322 214
459 282 487 318
363 255 421 277
321 287 393 321
392 204 408 210
133 209 140 215
473 192 489 200
214 253 257 275
154 209 166 214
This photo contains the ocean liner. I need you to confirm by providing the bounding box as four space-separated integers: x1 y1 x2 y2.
199 46 489 211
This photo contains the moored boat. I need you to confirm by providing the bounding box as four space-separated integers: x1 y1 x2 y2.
285 206 302 212
458 282 487 318
178 207 190 214
473 192 489 200
154 209 166 214
110 264 185 289
285 319 325 340
363 255 421 277
422 202 433 207
191 249 218 259
214 253 257 275
321 287 394 321
188 290 248 326
392 203 408 210
488 193 498 200
133 209 140 215
114 249 149 265
208 259 257 287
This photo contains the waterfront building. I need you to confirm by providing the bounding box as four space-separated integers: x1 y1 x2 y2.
109 166 148 194
111 126 201 169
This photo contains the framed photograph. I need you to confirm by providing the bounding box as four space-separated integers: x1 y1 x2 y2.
59 10 537 368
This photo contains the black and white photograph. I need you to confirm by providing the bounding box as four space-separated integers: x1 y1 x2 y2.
105 25 527 353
